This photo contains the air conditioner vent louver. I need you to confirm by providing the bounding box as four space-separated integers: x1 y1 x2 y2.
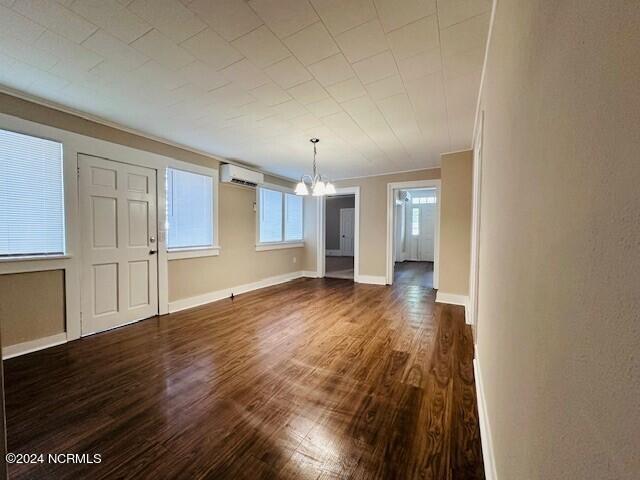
230 178 258 188
220 164 264 188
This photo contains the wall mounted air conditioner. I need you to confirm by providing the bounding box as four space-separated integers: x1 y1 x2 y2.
220 164 264 188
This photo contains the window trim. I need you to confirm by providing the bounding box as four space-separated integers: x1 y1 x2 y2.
165 165 219 259
255 183 304 251
0 128 66 261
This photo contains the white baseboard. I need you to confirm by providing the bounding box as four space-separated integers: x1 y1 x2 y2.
2 332 68 360
356 274 387 285
436 292 472 324
474 358 498 480
168 271 305 313
326 249 342 256
302 270 320 278
435 291 468 306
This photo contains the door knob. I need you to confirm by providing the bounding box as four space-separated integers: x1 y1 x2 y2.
149 250 157 255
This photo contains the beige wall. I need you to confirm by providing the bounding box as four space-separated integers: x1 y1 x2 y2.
302 169 441 277
0 93 298 346
476 1 640 478
438 150 472 295
168 183 302 301
0 270 65 347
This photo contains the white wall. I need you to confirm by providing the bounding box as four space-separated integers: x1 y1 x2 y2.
474 1 640 478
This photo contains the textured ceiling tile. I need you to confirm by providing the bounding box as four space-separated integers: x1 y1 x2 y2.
325 76 367 103
131 29 194 70
308 54 354 86
232 25 289 68
186 0 263 41
13 0 98 43
335 20 388 63
305 97 342 117
180 28 243 70
436 0 491 28
83 29 148 70
249 82 292 106
352 50 398 85
440 12 490 56
387 15 439 60
283 22 339 66
71 0 151 43
219 58 270 90
374 0 435 32
267 99 309 119
35 30 103 71
176 61 229 91
207 82 256 107
365 74 404 100
287 79 328 104
0 4 46 43
397 49 441 81
287 113 323 130
309 0 376 35
443 46 484 78
248 0 318 38
128 60 186 90
128 0 207 43
264 56 312 89
0 0 490 178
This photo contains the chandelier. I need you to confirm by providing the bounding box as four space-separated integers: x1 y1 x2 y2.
294 138 336 196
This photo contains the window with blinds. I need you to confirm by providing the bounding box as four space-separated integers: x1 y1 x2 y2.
0 129 65 257
258 187 303 244
166 168 214 249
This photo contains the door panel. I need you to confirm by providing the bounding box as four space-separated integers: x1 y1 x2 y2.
93 263 118 316
80 154 158 335
128 200 148 246
340 208 355 257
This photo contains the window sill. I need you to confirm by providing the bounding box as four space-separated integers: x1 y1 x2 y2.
255 242 304 252
167 246 221 260
0 254 71 263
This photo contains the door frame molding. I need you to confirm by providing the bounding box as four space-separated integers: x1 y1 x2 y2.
386 179 441 286
468 110 484 327
77 154 160 336
316 187 360 281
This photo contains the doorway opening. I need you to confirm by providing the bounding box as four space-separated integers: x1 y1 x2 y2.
392 188 438 288
324 194 355 280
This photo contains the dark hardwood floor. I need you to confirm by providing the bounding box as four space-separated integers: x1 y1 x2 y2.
394 261 434 288
4 264 484 479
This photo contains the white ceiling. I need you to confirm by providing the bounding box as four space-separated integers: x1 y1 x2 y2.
0 0 491 180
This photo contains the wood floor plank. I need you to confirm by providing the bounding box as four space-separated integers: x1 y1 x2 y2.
3 262 484 479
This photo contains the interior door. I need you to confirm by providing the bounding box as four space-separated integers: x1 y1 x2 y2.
340 208 355 256
79 154 158 335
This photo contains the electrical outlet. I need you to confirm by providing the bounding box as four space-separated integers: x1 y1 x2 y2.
293 256 297 264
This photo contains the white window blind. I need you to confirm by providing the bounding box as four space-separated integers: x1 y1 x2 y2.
167 168 213 249
284 193 303 241
412 207 420 236
0 129 65 257
259 188 283 243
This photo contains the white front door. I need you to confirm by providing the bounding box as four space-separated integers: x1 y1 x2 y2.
340 208 355 256
79 154 158 335
406 199 436 261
